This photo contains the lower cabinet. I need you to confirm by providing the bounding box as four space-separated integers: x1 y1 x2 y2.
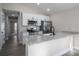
73 35 79 50
28 35 72 56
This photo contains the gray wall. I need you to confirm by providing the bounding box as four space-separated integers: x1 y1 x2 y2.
50 8 79 32
0 4 2 49
0 4 1 49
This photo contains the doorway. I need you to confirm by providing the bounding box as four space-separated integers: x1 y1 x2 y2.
3 9 20 43
8 16 18 39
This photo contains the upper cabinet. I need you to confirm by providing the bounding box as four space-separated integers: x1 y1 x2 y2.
22 13 49 26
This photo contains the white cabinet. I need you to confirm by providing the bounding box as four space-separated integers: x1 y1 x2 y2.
22 13 49 26
22 31 28 45
28 35 72 56
73 35 79 50
22 14 29 26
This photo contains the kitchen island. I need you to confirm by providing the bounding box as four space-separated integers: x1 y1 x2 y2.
24 32 79 56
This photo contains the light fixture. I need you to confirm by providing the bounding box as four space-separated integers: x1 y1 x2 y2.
46 8 50 12
36 3 40 5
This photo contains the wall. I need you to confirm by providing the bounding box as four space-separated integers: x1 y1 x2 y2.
0 7 2 50
0 4 2 49
0 4 2 11
50 8 79 32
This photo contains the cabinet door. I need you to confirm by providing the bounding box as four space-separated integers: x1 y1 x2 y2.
73 35 79 50
22 14 29 26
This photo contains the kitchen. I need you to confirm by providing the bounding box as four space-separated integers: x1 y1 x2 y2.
0 3 79 56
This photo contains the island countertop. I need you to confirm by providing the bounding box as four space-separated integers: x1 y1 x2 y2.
24 32 75 45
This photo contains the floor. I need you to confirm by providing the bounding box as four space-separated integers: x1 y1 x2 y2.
0 36 25 56
63 49 79 56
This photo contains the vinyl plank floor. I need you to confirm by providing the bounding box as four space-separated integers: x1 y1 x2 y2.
0 36 25 56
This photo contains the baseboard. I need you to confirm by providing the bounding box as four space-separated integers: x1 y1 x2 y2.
54 48 70 56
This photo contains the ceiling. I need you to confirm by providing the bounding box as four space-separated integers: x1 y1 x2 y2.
28 3 79 15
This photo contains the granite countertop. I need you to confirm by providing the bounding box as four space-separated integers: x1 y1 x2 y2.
26 32 74 45
23 31 79 45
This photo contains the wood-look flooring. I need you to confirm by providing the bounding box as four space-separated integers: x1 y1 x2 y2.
0 36 25 56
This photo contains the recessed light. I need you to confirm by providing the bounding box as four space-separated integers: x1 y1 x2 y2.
36 3 40 5
46 8 50 11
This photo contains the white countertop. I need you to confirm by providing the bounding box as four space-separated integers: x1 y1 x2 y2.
25 32 75 45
